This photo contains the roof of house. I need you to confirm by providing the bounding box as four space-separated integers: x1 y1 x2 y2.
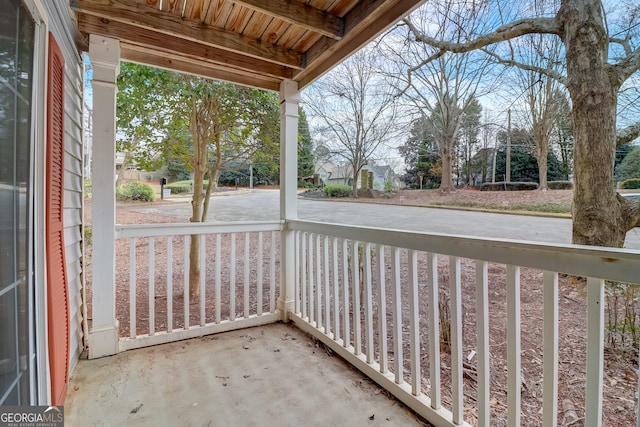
72 0 426 92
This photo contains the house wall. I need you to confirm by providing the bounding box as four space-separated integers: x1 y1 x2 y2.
43 0 85 373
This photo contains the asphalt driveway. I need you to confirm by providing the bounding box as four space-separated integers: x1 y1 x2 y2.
123 189 640 249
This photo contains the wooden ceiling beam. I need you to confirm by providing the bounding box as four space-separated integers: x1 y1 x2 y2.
77 13 293 80
120 44 281 91
72 0 303 69
234 0 343 40
295 0 426 88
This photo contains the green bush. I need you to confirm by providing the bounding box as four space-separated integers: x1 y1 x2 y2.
323 184 352 198
165 181 192 194
116 182 154 201
620 178 640 189
480 182 539 191
547 180 573 190
297 180 315 188
615 146 640 182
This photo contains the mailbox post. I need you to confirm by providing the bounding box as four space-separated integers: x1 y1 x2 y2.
160 177 167 199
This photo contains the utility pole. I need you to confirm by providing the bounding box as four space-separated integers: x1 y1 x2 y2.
506 109 511 183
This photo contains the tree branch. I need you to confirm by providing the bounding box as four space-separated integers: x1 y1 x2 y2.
480 48 568 85
617 122 640 147
403 16 561 53
610 36 633 56
615 46 640 84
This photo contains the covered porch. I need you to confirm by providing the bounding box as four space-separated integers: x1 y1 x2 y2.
65 323 425 426
70 0 640 426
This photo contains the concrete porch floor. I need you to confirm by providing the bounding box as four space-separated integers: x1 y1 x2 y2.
65 323 428 426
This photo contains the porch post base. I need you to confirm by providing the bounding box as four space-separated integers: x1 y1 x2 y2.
88 321 119 359
277 298 295 322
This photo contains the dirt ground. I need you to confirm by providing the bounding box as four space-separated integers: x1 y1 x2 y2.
310 188 574 214
83 192 638 426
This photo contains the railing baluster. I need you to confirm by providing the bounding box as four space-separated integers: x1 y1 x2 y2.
391 247 403 384
364 243 374 364
258 232 264 316
149 237 155 336
184 235 189 330
244 232 250 318
450 256 463 424
316 234 322 330
343 239 350 348
309 233 315 325
129 237 136 338
200 234 206 326
377 245 388 374
543 271 558 427
427 253 441 409
332 237 340 341
230 233 236 321
408 249 420 396
586 277 605 426
476 260 490 426
324 235 331 336
294 231 299 314
167 237 173 332
507 264 521 427
215 234 221 324
301 233 307 320
352 241 361 355
270 231 276 313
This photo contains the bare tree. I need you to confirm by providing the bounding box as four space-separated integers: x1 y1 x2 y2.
404 0 640 246
508 27 566 190
382 2 494 191
304 48 399 197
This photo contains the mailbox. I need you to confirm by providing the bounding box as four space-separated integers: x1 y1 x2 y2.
160 177 167 186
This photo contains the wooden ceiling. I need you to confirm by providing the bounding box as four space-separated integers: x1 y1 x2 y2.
71 0 425 91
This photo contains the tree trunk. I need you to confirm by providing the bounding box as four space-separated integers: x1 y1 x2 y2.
189 166 204 297
439 139 455 191
560 0 628 246
537 145 549 191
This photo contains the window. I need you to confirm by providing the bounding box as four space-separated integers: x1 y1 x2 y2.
0 0 35 406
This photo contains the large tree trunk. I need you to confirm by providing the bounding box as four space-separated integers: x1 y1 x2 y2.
560 0 628 246
439 139 455 191
537 145 549 191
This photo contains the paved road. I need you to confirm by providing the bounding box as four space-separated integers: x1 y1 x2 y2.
124 189 640 249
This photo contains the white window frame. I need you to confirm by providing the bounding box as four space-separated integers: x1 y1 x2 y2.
21 0 50 405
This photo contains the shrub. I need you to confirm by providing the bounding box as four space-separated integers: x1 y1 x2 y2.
615 145 640 182
165 181 192 194
116 182 154 201
323 184 352 198
297 180 315 189
480 182 539 191
547 180 573 190
620 178 640 190
383 180 395 193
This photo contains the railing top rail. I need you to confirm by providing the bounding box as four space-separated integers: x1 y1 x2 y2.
288 220 640 284
115 220 284 238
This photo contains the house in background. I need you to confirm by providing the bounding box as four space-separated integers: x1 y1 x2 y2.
315 161 399 190
363 165 400 190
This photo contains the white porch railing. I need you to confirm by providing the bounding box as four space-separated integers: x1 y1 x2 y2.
114 221 282 351
287 219 640 427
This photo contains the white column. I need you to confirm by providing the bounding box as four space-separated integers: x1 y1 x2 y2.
277 79 300 320
88 35 120 358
